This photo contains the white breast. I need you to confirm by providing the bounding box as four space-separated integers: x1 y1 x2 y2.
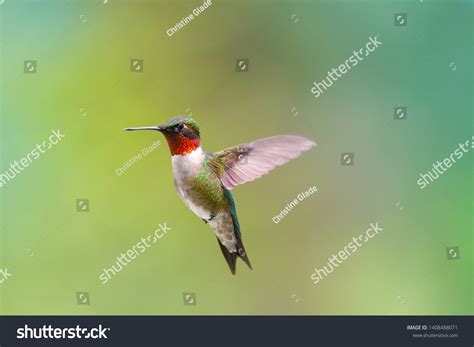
171 147 205 180
171 147 211 219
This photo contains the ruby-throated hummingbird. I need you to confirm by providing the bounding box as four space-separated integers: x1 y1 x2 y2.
125 116 315 274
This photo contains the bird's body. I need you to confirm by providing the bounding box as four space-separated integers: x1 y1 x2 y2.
125 116 315 274
171 147 239 253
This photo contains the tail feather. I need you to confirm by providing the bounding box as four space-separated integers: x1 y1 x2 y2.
234 230 252 271
216 231 252 275
217 238 237 275
218 189 252 275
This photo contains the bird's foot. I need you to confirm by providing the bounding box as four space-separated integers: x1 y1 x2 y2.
207 214 216 222
202 218 208 224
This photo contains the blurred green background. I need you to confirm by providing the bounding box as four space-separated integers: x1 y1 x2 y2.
0 0 472 315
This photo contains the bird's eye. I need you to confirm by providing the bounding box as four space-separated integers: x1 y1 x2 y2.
176 124 185 131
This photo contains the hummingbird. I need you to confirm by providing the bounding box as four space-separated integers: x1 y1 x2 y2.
124 116 315 274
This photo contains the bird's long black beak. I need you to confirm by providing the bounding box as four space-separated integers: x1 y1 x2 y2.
123 126 163 132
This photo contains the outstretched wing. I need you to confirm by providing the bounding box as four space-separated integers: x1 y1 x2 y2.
209 135 316 190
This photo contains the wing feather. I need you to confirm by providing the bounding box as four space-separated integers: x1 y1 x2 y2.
209 135 316 190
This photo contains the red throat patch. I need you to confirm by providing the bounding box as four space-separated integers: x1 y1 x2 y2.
163 134 201 155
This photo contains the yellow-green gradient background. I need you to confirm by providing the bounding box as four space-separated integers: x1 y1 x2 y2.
0 0 472 315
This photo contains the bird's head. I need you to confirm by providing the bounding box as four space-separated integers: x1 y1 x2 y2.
124 116 201 156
